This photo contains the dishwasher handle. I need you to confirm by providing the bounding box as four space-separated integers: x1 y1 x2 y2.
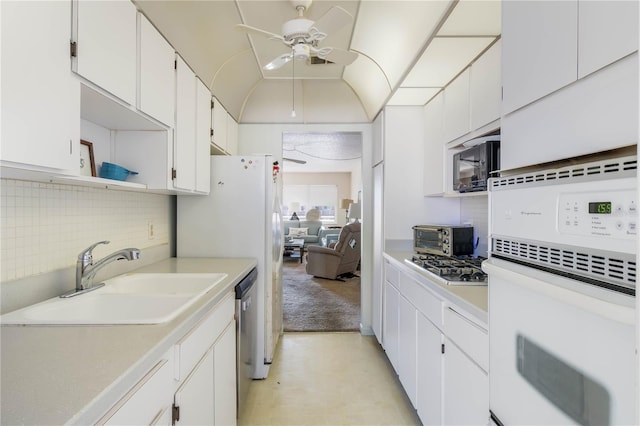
235 267 258 299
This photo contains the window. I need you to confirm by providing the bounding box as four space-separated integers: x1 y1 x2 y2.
283 185 337 223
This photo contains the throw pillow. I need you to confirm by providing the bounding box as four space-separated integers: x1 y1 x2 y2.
289 227 308 237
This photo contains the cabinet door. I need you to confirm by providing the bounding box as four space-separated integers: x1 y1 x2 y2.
1 0 77 171
174 347 215 425
211 97 228 152
442 338 489 426
195 79 212 193
174 56 197 191
100 359 173 426
213 323 237 425
398 295 417 406
502 0 578 113
469 40 501 130
139 13 175 126
578 0 639 78
442 69 470 143
226 115 239 156
75 0 137 106
416 313 443 426
383 280 400 374
423 92 445 196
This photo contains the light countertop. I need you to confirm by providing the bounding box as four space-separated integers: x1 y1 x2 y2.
384 251 488 325
1 257 257 426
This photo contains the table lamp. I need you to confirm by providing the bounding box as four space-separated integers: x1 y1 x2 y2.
340 198 353 222
347 202 361 222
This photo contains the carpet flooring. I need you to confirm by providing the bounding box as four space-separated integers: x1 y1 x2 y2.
282 258 361 332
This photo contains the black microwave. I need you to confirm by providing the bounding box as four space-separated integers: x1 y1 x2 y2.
453 138 500 193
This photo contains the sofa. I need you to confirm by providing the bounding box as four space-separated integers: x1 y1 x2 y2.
283 220 323 247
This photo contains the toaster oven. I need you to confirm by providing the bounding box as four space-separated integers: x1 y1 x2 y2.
413 225 475 256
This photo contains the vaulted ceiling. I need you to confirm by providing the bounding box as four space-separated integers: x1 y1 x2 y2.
135 0 500 124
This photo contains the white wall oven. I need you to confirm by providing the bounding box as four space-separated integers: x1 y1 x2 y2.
485 154 637 425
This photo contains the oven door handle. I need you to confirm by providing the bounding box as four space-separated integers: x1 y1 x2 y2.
483 258 635 325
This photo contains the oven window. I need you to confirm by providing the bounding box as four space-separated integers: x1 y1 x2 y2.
516 334 610 426
416 230 441 248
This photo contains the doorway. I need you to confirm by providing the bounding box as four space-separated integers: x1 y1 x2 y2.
280 131 363 332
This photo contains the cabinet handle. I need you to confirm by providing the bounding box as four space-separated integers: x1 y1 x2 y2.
441 343 445 354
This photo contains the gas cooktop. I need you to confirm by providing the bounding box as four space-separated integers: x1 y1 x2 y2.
407 253 488 286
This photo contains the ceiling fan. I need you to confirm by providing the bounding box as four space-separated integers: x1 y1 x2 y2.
236 0 359 71
283 157 307 164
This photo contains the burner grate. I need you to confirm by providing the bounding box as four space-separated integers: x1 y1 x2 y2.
411 254 488 284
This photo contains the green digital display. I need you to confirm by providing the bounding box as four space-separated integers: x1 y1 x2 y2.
588 201 612 214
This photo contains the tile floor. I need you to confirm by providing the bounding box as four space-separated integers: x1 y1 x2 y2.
239 332 421 426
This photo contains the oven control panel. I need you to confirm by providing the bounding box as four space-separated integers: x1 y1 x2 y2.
558 188 637 239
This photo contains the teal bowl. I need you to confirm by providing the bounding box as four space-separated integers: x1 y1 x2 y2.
99 162 138 181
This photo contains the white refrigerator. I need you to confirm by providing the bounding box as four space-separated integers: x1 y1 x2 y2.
177 155 283 379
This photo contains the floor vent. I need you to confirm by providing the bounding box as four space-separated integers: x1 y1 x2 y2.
492 238 636 292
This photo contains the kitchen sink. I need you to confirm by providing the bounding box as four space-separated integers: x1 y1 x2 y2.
0 273 227 325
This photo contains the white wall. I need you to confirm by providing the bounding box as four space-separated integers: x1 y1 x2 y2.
383 106 461 242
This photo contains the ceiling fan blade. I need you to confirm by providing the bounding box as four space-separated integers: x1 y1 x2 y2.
313 6 353 35
235 24 284 42
283 157 307 164
263 52 293 71
321 48 358 66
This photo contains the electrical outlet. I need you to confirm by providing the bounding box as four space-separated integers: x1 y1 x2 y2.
148 221 155 240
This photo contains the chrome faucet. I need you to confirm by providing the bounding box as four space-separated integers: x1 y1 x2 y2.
61 241 141 298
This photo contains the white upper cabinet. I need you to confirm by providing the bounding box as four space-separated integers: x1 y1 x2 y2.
442 69 471 143
138 13 175 126
174 56 197 192
501 0 638 170
502 0 578 114
1 0 78 172
211 97 228 152
174 59 211 194
74 0 137 106
578 0 639 78
196 79 212 193
469 40 501 130
226 116 239 156
423 92 445 196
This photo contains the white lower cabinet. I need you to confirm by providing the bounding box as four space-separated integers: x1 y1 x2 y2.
442 337 489 425
385 260 489 425
416 313 442 426
98 358 174 425
175 346 215 424
213 323 237 425
97 292 236 425
398 295 417 406
442 307 489 425
383 280 400 373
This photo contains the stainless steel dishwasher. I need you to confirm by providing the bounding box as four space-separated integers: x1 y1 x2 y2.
234 267 258 417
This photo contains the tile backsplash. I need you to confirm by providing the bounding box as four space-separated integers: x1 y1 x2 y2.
1 179 172 282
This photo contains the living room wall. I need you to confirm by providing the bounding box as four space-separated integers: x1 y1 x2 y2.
283 172 352 226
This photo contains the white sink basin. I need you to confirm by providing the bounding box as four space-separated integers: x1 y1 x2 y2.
1 273 227 325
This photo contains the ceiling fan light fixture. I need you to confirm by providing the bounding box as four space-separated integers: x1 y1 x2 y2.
293 44 310 61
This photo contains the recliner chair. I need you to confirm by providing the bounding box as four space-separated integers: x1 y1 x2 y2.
305 221 361 280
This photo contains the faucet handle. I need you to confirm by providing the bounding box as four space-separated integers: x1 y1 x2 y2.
78 240 110 263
